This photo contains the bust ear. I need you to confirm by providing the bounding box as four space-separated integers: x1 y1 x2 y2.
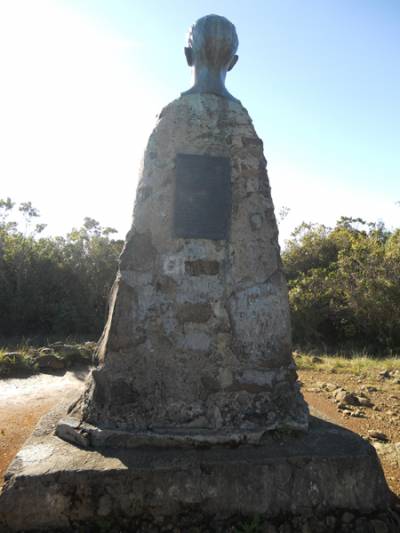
184 47 194 67
227 54 238 72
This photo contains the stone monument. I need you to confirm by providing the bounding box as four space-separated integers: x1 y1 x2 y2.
0 14 393 532
57 14 308 447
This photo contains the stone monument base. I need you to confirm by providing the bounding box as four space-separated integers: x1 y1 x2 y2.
0 399 395 532
55 416 302 449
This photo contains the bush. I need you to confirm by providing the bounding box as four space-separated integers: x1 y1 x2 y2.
0 199 123 338
282 217 400 355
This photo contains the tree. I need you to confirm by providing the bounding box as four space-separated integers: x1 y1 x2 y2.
0 199 123 338
282 218 400 355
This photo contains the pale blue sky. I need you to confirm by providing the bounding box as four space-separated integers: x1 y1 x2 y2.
0 0 399 243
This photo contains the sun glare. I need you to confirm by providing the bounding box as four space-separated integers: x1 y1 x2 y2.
0 0 160 237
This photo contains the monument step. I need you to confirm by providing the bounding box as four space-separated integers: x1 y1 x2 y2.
0 397 392 532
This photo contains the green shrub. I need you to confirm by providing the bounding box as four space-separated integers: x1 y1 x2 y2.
283 218 400 355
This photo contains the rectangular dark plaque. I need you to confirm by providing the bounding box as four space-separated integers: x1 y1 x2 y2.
174 153 231 240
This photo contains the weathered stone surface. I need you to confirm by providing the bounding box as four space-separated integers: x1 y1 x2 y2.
185 259 220 275
0 401 391 532
176 302 213 323
56 416 90 448
68 93 308 440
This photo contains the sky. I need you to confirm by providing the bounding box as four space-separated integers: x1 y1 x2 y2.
0 0 399 245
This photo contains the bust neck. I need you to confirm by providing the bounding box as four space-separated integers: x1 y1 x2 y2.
182 65 238 102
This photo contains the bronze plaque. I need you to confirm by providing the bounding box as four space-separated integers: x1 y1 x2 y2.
174 153 231 240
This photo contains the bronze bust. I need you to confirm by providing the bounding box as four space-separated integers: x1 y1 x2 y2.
182 14 239 101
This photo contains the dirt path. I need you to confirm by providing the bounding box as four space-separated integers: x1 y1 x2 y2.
300 369 400 500
0 369 89 487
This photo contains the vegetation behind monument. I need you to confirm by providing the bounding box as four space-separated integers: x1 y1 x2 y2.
0 198 399 356
284 216 400 355
0 198 123 339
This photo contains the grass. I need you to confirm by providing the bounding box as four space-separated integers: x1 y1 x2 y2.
0 341 96 378
295 351 400 375
0 348 36 377
0 334 97 350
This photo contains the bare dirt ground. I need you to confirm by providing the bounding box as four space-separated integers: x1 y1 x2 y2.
0 367 399 503
0 368 89 488
300 368 400 500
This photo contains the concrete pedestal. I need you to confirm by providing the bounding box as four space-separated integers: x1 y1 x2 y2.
77 94 309 437
0 398 392 532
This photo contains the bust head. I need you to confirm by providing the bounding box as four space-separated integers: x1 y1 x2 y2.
182 14 239 101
